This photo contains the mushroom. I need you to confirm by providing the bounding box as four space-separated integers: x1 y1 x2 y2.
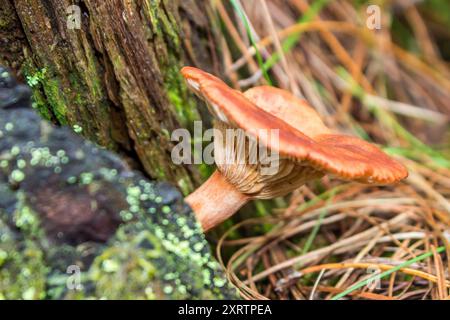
181 67 408 231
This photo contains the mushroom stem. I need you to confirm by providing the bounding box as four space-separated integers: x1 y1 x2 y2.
186 170 250 231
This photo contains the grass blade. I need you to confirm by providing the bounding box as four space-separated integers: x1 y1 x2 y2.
331 246 446 300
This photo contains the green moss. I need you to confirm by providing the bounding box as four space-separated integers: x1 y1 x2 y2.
79 49 105 102
0 214 48 300
158 2 181 49
25 67 47 88
31 91 52 121
0 12 13 29
145 0 164 36
22 63 68 123
22 58 106 131
0 243 48 299
89 227 162 299
21 63 53 120
199 163 214 180
13 193 46 240
142 0 201 128
165 65 200 128
176 178 191 196
42 77 68 124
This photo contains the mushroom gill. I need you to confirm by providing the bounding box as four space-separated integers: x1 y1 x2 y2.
181 66 408 231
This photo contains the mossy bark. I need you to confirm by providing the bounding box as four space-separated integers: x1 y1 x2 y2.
0 0 220 194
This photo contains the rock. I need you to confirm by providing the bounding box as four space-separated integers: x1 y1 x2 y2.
0 66 32 109
0 67 237 300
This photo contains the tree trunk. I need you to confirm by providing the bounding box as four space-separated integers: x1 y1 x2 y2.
0 0 220 194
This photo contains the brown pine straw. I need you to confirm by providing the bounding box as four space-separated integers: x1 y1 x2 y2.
297 262 449 287
213 0 449 300
230 21 450 91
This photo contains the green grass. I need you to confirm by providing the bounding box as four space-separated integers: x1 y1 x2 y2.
300 189 337 256
230 0 272 85
336 67 450 169
229 0 331 84
262 0 331 71
331 246 446 300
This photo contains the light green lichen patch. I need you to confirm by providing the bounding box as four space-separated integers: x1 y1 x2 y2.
76 176 237 299
26 68 47 88
22 63 57 121
72 124 83 134
89 228 162 299
10 169 25 183
0 220 48 300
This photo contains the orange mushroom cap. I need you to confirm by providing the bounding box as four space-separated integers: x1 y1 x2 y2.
181 66 408 185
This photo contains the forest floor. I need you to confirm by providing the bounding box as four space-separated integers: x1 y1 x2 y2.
210 0 450 300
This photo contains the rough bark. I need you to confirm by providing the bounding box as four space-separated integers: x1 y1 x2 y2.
0 0 220 194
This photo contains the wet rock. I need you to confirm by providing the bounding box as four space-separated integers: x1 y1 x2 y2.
0 66 32 110
0 67 237 300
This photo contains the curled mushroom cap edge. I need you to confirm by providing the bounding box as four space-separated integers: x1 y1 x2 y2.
181 66 408 231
